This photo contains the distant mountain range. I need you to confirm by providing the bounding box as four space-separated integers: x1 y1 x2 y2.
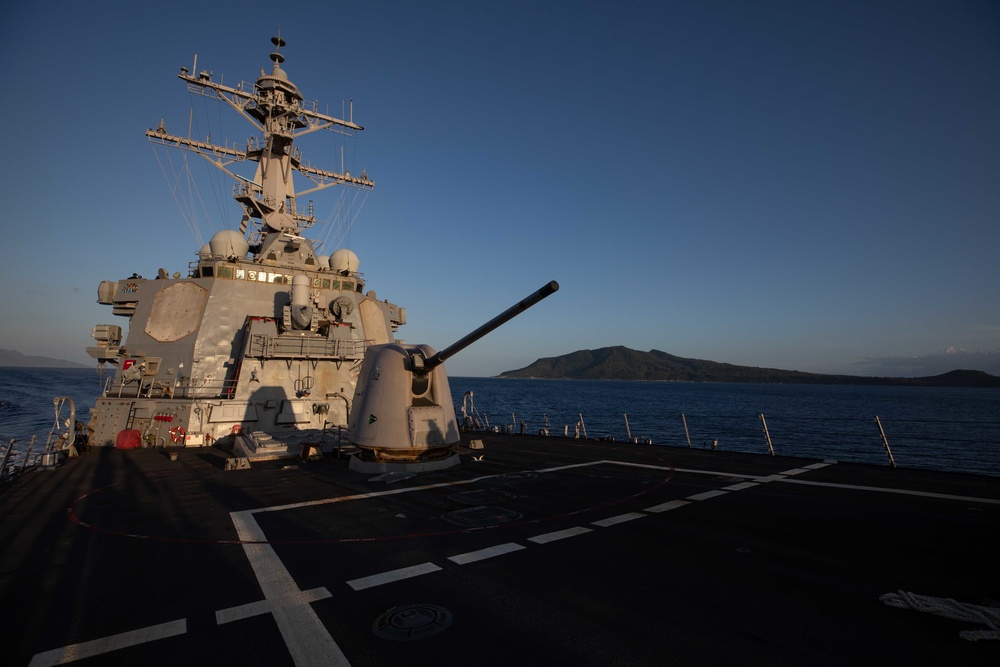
0 349 88 368
499 346 1000 388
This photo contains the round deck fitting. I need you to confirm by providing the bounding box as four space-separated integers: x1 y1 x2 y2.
373 604 453 641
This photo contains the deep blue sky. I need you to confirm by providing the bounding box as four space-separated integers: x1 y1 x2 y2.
1 0 998 377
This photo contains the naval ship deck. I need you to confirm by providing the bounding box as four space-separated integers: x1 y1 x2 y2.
2 433 998 666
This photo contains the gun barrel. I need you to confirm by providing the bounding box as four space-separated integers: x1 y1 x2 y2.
424 280 559 371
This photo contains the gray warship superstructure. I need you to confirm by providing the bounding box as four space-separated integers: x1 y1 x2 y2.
85 38 403 457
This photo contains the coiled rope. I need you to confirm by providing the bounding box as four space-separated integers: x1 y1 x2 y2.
880 590 1000 641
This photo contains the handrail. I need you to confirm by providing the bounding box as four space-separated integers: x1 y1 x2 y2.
457 408 999 474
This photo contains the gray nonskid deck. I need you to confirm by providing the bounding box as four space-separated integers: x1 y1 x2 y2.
3 434 998 666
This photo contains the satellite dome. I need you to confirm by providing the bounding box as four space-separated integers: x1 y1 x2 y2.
198 243 212 258
209 230 250 258
330 248 359 274
316 255 330 269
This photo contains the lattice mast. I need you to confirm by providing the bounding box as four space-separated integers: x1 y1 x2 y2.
146 36 374 247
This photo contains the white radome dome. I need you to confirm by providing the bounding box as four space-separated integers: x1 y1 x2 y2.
209 230 249 258
330 248 359 273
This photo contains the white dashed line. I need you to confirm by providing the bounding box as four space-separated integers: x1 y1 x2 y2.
529 526 594 544
591 512 646 527
448 542 526 564
687 489 729 501
724 482 760 491
28 619 187 667
346 562 443 591
643 499 691 513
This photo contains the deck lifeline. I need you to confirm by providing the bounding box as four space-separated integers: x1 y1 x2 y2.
2 433 998 666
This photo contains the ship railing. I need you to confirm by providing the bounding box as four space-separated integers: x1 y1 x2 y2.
1 438 16 481
4 434 90 480
666 412 1000 474
146 128 249 163
97 337 368 400
233 182 276 209
1 438 39 482
231 83 363 138
100 374 241 400
169 379 241 399
247 334 370 361
474 409 1000 476
3 424 76 481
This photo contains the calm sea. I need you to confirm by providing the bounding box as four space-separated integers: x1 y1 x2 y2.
2 368 998 477
447 377 1000 478
0 368 105 467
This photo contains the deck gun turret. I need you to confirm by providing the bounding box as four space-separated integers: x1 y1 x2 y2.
347 281 559 471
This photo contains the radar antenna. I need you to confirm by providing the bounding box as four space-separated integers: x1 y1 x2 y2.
146 37 374 246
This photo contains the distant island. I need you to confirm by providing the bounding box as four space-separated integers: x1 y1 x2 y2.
0 349 88 368
499 346 1000 388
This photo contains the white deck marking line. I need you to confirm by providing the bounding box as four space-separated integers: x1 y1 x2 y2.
231 511 350 667
611 460 758 480
609 460 683 471
216 587 332 624
592 512 645 527
448 542 526 564
805 462 834 470
346 562 442 591
245 459 818 520
528 526 594 544
249 460 609 514
671 466 763 479
687 489 729 501
723 481 760 491
779 478 1000 505
643 499 692 513
28 619 187 666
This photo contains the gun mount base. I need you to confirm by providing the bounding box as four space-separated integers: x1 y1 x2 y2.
348 450 461 473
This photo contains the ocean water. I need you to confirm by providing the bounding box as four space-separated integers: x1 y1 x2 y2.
448 377 1000 478
0 368 105 467
2 368 998 477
